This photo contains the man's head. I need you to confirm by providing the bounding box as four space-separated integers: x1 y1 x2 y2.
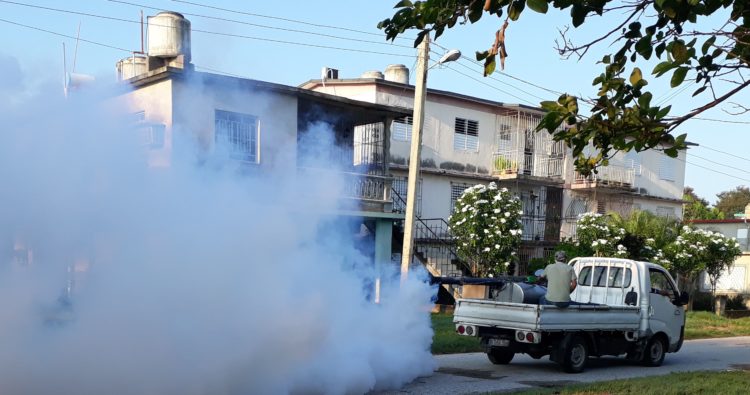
555 250 567 263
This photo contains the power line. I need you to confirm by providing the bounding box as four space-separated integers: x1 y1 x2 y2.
0 1 414 58
677 156 750 183
170 0 413 41
698 144 750 163
107 0 414 49
443 64 537 106
691 117 750 124
689 152 750 175
0 17 132 52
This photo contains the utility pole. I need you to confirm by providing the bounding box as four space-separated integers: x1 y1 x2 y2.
400 35 430 283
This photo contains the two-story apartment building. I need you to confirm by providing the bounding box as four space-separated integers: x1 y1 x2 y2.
113 12 411 274
301 65 687 274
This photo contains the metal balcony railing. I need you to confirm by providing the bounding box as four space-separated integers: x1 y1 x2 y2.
298 167 392 203
573 166 635 188
493 152 564 178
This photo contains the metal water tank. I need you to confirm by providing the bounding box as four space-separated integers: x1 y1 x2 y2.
116 55 148 80
147 11 191 61
384 64 409 84
492 282 547 304
360 70 384 79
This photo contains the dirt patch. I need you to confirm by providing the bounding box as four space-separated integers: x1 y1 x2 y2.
436 367 501 380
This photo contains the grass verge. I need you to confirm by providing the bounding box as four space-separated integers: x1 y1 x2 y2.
506 370 750 394
432 311 750 355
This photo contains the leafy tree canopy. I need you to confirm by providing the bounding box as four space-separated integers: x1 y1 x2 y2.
379 0 750 174
683 186 724 221
715 185 750 217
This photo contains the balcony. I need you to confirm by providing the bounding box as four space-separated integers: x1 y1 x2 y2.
297 167 394 212
493 152 564 182
572 165 635 190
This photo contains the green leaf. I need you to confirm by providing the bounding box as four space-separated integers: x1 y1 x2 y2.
527 0 549 13
635 36 653 59
476 50 490 61
692 86 707 97
394 0 413 8
655 42 666 57
702 36 717 55
656 105 672 120
652 61 674 76
670 67 688 87
484 56 497 76
571 4 586 27
508 0 526 21
638 92 653 108
629 67 643 85
671 40 688 63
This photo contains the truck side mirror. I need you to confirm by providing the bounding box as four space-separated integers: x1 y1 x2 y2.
674 291 690 306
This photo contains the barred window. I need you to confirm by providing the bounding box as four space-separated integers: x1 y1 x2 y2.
215 110 259 163
454 118 479 151
391 116 413 141
450 182 472 213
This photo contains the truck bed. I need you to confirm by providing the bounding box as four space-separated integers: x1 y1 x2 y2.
454 298 641 332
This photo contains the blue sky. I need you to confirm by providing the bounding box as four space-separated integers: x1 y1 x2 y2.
1 0 748 204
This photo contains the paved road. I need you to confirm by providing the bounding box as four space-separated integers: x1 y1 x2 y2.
378 337 750 394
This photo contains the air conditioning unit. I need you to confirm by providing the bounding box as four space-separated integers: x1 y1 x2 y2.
321 67 339 80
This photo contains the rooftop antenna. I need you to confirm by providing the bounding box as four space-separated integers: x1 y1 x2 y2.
72 21 81 73
140 9 145 54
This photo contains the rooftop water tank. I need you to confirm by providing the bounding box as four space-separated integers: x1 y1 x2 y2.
147 11 191 61
384 64 409 84
116 55 148 81
360 70 384 79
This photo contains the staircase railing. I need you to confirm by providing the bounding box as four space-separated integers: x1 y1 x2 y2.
391 188 475 277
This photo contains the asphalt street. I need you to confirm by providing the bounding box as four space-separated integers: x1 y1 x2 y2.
377 336 750 394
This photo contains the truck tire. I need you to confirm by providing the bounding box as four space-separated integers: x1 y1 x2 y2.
487 347 514 364
640 336 666 367
561 335 588 373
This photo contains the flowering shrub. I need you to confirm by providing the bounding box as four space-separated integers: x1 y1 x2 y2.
449 182 522 276
663 226 742 293
574 213 626 257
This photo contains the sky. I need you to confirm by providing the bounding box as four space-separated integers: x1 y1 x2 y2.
1 0 748 204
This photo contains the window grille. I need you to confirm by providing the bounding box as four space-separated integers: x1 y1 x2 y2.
391 116 413 141
659 154 676 181
392 177 422 216
215 110 259 163
454 118 479 151
450 182 473 213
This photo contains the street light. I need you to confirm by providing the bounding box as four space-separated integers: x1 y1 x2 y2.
400 38 461 282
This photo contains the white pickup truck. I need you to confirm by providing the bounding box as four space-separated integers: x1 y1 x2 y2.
453 257 689 373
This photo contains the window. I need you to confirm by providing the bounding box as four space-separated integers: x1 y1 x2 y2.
624 151 642 176
659 154 676 181
454 118 479 151
391 116 413 141
596 200 606 214
215 110 259 163
649 268 676 295
139 124 165 149
656 206 676 218
495 124 512 152
450 182 472 213
392 176 422 216
579 265 632 288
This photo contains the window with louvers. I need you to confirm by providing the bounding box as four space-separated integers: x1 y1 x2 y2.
454 118 479 151
391 116 413 141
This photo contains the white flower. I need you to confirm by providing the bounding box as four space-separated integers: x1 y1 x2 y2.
504 212 511 217
493 209 501 214
501 218 507 224
484 247 491 252
518 210 524 215
484 229 489 234
504 262 510 267
495 244 500 249
592 240 599 247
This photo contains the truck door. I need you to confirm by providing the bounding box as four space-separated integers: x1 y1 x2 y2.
647 268 684 348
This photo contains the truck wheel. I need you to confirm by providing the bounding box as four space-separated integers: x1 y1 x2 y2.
562 335 588 373
487 348 514 364
640 336 666 367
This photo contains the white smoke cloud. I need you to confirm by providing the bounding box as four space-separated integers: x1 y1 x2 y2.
0 56 435 395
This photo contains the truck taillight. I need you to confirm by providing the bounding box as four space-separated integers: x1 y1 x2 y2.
517 332 525 341
457 325 465 334
526 332 534 342
466 326 474 336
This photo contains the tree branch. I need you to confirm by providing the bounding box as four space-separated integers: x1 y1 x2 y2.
668 79 750 128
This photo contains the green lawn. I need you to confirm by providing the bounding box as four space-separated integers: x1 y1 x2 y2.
432 311 750 355
505 371 750 395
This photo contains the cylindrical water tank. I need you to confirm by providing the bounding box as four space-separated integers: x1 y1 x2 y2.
116 55 148 80
147 11 191 61
384 64 409 84
493 282 547 304
360 70 384 79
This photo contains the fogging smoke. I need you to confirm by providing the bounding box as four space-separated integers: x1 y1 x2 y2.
0 57 435 395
